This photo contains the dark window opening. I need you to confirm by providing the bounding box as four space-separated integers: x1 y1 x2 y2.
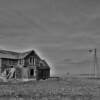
33 58 35 65
11 66 13 68
30 57 34 64
24 65 27 68
30 69 34 76
30 57 32 63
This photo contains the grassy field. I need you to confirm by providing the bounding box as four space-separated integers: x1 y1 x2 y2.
0 77 99 100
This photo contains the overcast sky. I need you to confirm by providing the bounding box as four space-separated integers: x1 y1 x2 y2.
0 0 100 75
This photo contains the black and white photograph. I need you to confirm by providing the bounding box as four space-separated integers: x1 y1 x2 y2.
0 0 100 100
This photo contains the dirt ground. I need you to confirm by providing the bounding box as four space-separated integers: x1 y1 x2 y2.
0 77 99 100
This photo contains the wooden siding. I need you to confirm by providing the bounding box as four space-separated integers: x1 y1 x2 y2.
0 50 50 80
1 58 18 72
21 67 29 79
24 51 41 67
36 69 50 80
15 67 22 79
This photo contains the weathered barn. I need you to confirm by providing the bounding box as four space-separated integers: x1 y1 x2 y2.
0 50 50 80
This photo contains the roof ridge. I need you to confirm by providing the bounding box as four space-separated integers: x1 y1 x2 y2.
0 49 19 54
0 49 34 53
0 49 37 59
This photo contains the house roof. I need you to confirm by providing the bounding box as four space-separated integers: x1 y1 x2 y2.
37 60 50 69
18 50 34 59
0 49 37 59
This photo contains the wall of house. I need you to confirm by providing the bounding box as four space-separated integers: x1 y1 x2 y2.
36 69 50 80
28 67 35 79
15 67 22 79
24 51 41 67
23 51 50 80
1 58 18 72
22 52 42 80
2 58 18 66
0 50 50 80
21 67 29 79
17 59 24 68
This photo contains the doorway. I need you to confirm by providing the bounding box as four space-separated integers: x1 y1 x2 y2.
29 69 34 78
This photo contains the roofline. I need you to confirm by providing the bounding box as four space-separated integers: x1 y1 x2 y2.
0 57 19 60
0 49 43 60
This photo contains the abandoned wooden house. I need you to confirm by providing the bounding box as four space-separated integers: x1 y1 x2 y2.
0 49 50 80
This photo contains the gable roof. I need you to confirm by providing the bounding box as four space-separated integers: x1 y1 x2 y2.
0 49 38 59
37 60 50 69
18 50 34 59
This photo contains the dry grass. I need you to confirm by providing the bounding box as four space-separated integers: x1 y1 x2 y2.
0 77 99 100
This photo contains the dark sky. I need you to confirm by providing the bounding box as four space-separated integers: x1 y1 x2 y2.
0 0 100 75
